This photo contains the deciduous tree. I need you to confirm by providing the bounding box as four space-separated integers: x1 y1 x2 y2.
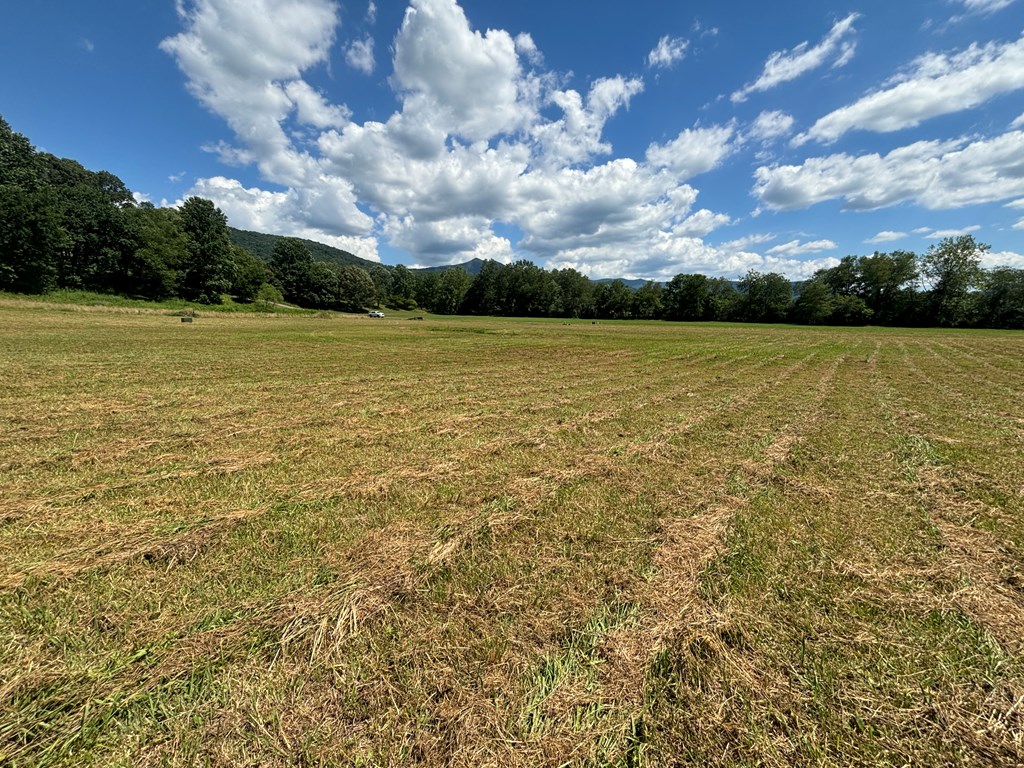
920 235 986 327
736 270 791 323
435 268 471 314
976 267 1024 329
631 281 663 319
178 196 233 304
0 186 62 294
335 264 376 312
229 245 271 303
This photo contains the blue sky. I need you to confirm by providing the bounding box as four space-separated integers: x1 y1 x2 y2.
2 0 1023 279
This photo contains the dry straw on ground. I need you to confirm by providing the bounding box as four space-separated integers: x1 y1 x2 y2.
1 303 1022 766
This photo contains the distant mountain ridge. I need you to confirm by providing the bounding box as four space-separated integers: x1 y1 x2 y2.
228 229 685 287
413 258 487 276
228 227 379 271
413 260 652 286
414 260 680 288
593 277 655 290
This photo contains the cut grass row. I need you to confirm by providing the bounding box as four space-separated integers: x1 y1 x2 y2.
1 301 1022 766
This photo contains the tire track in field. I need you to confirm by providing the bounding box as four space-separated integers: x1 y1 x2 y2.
463 339 787 430
509 348 849 764
3 346 670 576
278 348 841 764
927 339 1021 382
895 340 963 401
913 340 1024 451
630 348 845 656
897 340 1021 411
460 348 830 523
436 347 825 500
4 340 797 576
31 345 840 767
468 337 809 435
885 341 1024 503
325 346 843 766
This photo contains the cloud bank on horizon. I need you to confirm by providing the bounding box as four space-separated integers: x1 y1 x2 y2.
156 0 1024 279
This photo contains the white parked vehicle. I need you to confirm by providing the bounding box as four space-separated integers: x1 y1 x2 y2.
367 310 385 318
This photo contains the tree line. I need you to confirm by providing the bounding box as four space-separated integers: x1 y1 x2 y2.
2 115 1022 328
377 246 1023 329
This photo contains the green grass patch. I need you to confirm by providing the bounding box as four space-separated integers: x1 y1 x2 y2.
1 303 1022 766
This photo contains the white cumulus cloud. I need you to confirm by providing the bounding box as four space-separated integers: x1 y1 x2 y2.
675 209 732 237
346 37 375 75
532 76 644 167
161 0 772 275
515 32 543 67
161 0 347 189
648 35 689 69
983 250 1024 268
391 0 536 142
748 110 795 143
866 231 908 244
921 225 981 238
766 239 837 256
646 123 737 180
756 130 1024 211
719 233 777 251
284 80 351 128
796 34 1024 145
382 214 512 261
732 13 859 103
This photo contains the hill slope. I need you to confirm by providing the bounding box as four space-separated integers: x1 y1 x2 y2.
228 227 379 270
413 258 486 276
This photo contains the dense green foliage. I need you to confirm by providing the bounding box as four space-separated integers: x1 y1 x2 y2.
0 116 378 312
2 115 1023 327
407 241 1021 328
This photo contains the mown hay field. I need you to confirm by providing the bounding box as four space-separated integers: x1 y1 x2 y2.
1 300 1023 767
